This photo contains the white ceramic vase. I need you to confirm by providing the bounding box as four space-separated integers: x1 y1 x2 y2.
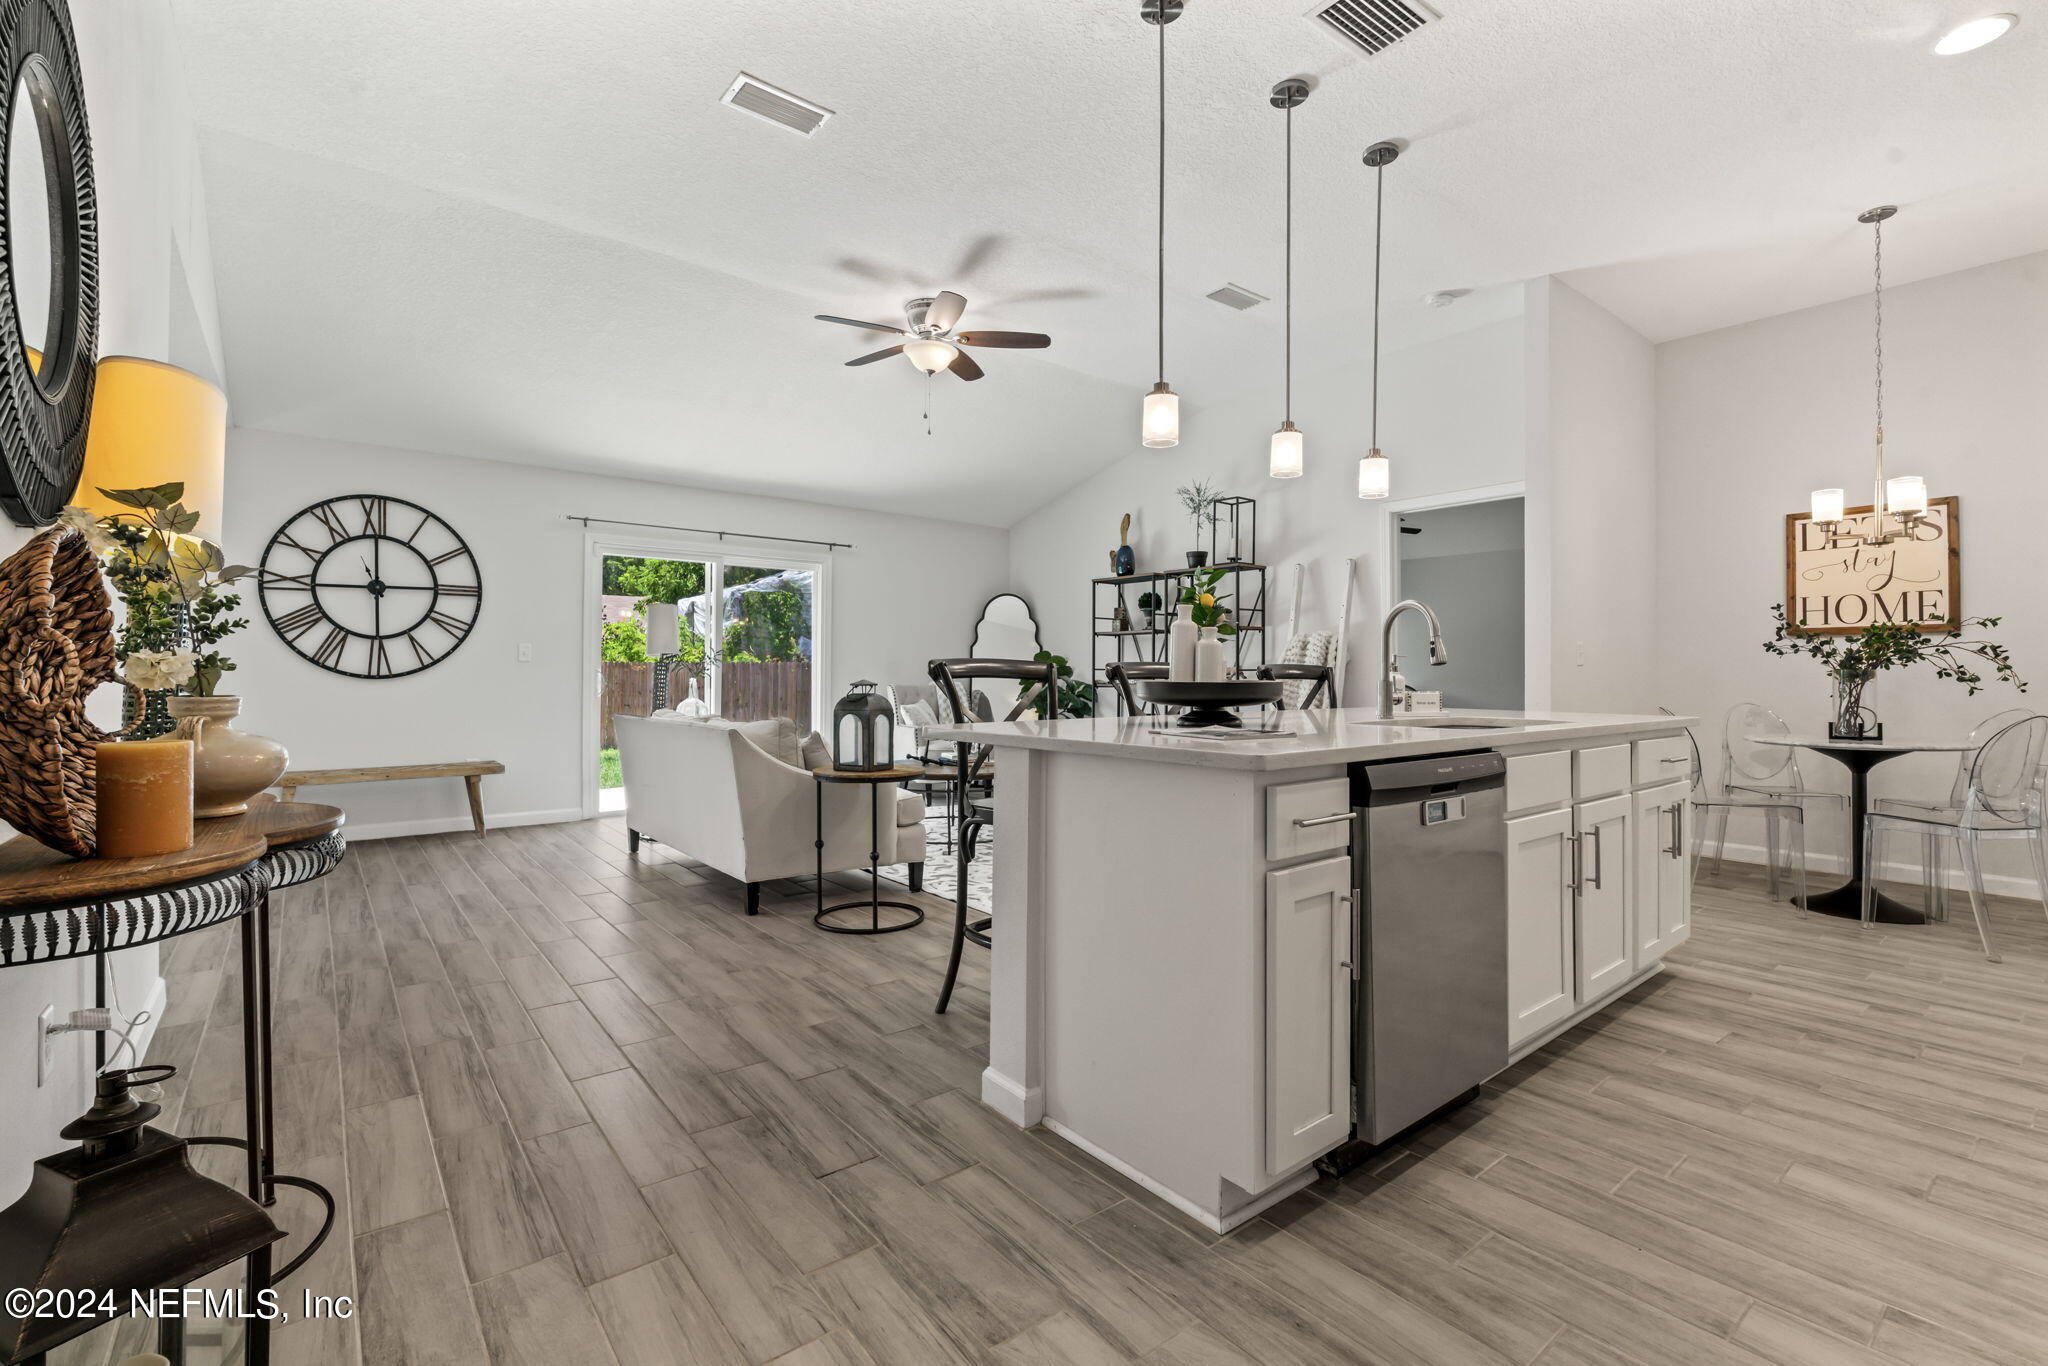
1168 610 1198 681
1193 628 1226 683
168 695 289 818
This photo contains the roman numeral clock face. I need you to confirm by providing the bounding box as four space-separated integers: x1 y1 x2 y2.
259 496 482 678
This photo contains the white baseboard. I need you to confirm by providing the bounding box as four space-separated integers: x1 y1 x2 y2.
1706 836 2043 901
1040 1116 1317 1234
980 1067 1041 1126
342 807 585 842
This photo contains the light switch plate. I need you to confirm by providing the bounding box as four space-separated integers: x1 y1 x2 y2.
36 1004 53 1087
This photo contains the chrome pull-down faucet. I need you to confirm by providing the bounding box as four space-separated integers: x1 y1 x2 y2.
1379 599 1447 718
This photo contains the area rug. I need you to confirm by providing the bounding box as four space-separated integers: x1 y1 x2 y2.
879 812 991 914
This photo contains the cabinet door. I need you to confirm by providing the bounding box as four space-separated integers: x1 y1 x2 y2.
1635 781 1692 958
1265 855 1353 1174
1574 794 1633 1003
1507 807 1575 1048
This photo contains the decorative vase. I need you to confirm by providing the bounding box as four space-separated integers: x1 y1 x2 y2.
167 695 289 818
1114 513 1135 577
1185 550 1209 569
1829 677 1880 742
1168 610 1198 682
1193 628 1225 683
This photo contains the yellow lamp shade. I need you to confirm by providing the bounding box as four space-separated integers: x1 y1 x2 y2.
72 357 227 530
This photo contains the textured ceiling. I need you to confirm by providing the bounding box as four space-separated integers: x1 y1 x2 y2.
170 0 2048 525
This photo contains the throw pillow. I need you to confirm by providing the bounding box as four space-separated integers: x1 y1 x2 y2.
800 730 831 771
708 715 804 768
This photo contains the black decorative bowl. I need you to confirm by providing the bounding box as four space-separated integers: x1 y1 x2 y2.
1135 679 1283 728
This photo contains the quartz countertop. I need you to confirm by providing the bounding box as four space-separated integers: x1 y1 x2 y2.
924 708 1692 772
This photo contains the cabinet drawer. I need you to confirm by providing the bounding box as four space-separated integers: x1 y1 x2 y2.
1635 735 1692 787
1506 751 1572 816
1573 745 1631 800
1266 777 1354 861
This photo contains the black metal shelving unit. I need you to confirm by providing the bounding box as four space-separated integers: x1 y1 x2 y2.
1091 563 1269 715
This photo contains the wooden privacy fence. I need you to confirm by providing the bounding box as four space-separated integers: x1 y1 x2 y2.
600 660 813 746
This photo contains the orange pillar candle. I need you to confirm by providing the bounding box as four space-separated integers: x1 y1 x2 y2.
94 740 195 859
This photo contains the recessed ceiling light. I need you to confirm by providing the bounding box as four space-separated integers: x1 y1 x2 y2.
1933 13 2017 54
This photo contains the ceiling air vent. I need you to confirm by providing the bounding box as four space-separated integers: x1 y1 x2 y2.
720 73 833 136
1310 0 1440 56
1206 283 1269 311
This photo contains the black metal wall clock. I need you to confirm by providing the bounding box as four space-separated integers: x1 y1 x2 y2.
259 495 482 678
0 0 100 526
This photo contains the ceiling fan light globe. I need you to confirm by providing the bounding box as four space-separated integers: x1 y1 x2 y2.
903 339 959 374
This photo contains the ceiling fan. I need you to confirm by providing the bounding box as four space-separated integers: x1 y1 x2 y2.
813 291 1051 382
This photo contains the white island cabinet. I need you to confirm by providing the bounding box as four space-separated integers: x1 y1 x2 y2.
925 708 1692 1231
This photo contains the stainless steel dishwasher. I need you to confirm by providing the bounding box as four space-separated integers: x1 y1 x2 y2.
1347 749 1508 1145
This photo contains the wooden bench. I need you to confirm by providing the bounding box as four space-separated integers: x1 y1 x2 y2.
278 761 506 834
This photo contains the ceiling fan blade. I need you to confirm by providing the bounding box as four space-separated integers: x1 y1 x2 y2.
954 331 1051 349
845 346 906 366
947 349 985 381
816 314 907 334
926 291 967 332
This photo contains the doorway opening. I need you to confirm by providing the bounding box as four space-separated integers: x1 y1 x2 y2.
1390 496 1525 710
591 544 820 814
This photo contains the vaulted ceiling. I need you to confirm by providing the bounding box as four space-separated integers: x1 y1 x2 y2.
171 0 2048 526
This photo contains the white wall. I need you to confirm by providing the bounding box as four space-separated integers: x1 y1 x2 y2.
223 428 1014 836
1008 316 1528 706
2 0 218 1200
1529 278 1660 713
1656 249 2048 885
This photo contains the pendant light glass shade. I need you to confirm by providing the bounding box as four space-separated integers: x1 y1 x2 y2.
1142 381 1180 448
902 339 958 374
1269 422 1303 478
1357 449 1389 500
1886 474 1927 516
1809 488 1846 524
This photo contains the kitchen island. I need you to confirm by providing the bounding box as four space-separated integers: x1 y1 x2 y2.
925 707 1695 1230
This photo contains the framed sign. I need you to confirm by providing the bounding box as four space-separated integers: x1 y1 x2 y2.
1783 496 1959 634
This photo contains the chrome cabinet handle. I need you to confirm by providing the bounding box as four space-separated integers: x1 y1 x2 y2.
1664 804 1683 859
1566 832 1581 892
1585 826 1604 890
1294 811 1359 829
1659 756 1689 764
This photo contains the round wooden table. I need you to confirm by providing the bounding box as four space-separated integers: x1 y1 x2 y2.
811 765 927 935
1755 735 1973 923
0 796 345 1366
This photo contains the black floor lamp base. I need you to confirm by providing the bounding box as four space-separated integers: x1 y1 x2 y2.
813 899 925 935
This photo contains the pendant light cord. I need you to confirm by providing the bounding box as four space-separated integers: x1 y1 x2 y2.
1156 15 1167 385
1370 159 1384 449
1283 98 1293 421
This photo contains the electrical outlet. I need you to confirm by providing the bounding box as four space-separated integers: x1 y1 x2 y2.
36 1004 53 1087
517 642 534 663
1576 641 1587 668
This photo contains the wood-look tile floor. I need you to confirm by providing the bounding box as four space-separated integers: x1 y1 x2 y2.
49 819 2048 1365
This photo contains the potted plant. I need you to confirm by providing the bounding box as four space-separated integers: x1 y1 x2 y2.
1176 481 1218 568
1030 650 1095 719
1175 566 1239 681
1137 590 1162 630
1763 604 2026 740
66 484 286 816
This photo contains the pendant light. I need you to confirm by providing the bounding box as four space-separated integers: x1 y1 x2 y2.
1268 79 1310 478
1810 206 1928 545
1140 0 1183 448
1357 141 1399 500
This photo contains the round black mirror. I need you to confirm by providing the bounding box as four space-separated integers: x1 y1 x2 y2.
0 0 98 527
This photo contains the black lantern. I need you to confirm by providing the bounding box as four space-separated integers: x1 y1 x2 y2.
0 1066 284 1364
833 680 894 772
1209 496 1257 564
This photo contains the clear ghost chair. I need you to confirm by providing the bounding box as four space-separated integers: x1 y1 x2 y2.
1705 703 1845 883
1872 707 2037 920
1862 714 2048 963
1684 727 1809 912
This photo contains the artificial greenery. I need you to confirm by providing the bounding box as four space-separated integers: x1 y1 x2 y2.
1762 604 2026 704
1177 565 1238 637
65 483 253 696
1030 650 1095 719
1175 481 1218 539
1137 590 1161 613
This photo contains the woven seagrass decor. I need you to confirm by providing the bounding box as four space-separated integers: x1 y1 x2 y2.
0 526 133 856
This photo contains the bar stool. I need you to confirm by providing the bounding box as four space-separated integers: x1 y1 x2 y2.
927 656 1058 1013
1105 660 1169 716
1258 662 1335 710
1873 707 2037 920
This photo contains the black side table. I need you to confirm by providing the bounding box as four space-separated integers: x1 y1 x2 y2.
811 765 926 935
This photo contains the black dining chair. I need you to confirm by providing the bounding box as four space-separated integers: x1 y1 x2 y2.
1104 660 1169 716
927 656 1057 1014
1258 662 1335 710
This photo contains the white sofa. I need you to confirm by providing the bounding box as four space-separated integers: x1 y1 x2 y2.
613 713 926 914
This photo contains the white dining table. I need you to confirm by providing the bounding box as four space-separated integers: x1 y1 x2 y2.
1755 734 1975 923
